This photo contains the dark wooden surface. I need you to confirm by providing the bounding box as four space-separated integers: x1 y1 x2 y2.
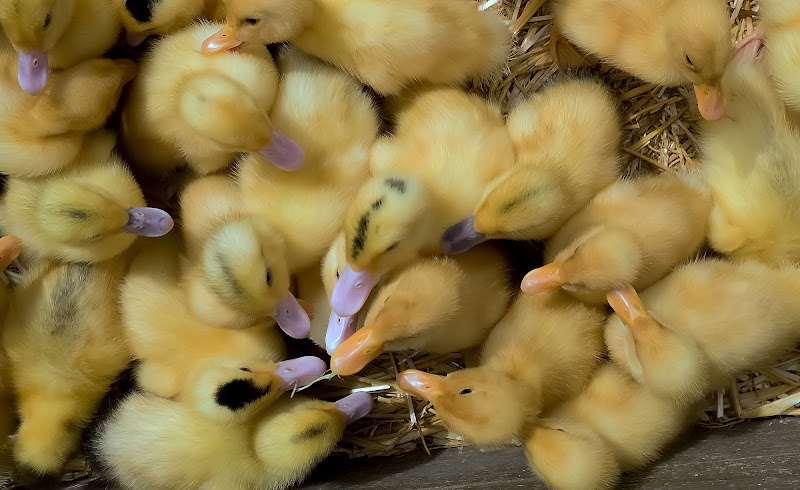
301 417 800 489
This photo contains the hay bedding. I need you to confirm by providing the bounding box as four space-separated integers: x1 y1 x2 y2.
1 0 795 487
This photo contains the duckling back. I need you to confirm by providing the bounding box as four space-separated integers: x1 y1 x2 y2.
760 0 800 111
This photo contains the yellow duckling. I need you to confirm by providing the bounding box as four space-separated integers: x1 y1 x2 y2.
94 363 373 489
522 171 710 304
2 256 132 479
606 259 800 405
120 22 303 176
0 0 121 94
201 0 509 95
121 233 289 399
332 86 513 317
397 291 605 446
552 0 733 121
0 53 136 177
442 76 620 255
703 29 800 264
0 132 174 263
330 244 514 376
117 0 225 46
758 0 800 112
0 235 22 473
525 364 696 490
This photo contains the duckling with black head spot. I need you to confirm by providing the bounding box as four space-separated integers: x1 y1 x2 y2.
117 0 225 47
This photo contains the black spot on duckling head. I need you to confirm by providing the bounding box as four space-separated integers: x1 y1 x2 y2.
214 378 271 411
371 198 384 211
350 213 370 261
501 186 545 214
385 178 407 194
125 0 162 24
63 208 90 221
292 423 329 443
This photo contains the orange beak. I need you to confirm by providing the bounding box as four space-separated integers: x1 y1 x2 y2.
201 25 242 53
694 83 726 122
521 263 564 295
606 286 650 328
396 370 445 400
0 235 22 272
330 327 384 376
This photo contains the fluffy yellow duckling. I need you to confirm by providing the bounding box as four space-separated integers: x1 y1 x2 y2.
121 233 289 399
117 0 225 46
525 364 696 490
121 22 303 176
552 0 733 121
0 52 136 177
702 30 800 264
95 363 373 489
758 0 800 111
332 87 513 317
201 0 508 95
0 0 121 94
0 132 174 263
442 76 620 255
2 256 132 479
0 235 22 473
397 291 605 446
330 244 513 376
605 259 800 405
522 172 710 304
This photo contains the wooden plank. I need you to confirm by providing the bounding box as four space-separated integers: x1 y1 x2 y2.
301 418 800 489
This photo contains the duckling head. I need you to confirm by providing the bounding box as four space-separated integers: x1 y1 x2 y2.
0 0 74 94
189 356 328 421
193 220 310 338
332 176 427 317
202 0 312 53
118 0 205 46
664 0 733 121
397 369 530 446
525 419 621 490
606 286 708 402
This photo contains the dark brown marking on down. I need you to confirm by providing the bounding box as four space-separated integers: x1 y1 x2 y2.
501 186 544 214
62 208 91 221
371 198 384 211
293 423 329 443
385 178 407 194
350 213 370 261
126 0 163 23
211 252 246 299
47 263 92 334
214 378 271 411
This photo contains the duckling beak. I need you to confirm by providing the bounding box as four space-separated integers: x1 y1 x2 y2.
259 130 305 171
397 370 445 400
274 356 327 391
273 291 312 339
441 216 487 255
330 326 383 376
0 235 23 271
123 207 175 237
201 25 242 53
607 286 650 328
17 49 48 95
326 310 359 355
735 32 765 61
125 31 150 47
334 392 374 424
694 83 726 122
331 265 380 317
521 263 564 295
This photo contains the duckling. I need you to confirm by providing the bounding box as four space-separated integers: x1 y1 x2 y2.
95 364 373 489
605 259 800 404
0 0 121 94
120 22 303 176
0 235 22 473
758 0 800 112
525 364 696 490
201 0 509 95
552 0 733 121
397 291 605 446
333 86 513 317
0 53 136 177
522 171 710 304
121 233 288 399
442 76 620 256
117 0 225 46
0 132 174 263
2 256 132 478
330 243 513 376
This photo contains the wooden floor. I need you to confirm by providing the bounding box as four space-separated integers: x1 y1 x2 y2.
301 417 800 489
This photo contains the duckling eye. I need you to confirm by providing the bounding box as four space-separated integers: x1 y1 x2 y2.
244 18 260 25
265 268 273 287
458 388 473 395
43 14 51 29
335 270 340 280
240 367 252 372
384 241 400 253
685 54 695 69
